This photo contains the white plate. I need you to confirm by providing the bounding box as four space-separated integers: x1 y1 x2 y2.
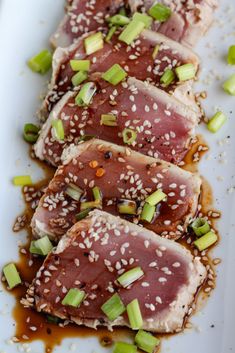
0 0 235 352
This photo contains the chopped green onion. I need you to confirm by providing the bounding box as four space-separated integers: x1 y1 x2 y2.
148 3 171 22
65 183 83 201
84 32 104 55
13 175 32 186
70 59 90 71
78 134 96 142
51 119 64 141
75 208 92 221
32 236 53 256
119 7 127 16
92 186 102 201
223 74 235 95
117 267 144 288
29 240 43 255
135 330 160 353
102 64 127 85
117 199 137 215
62 288 85 307
145 189 167 206
140 203 155 223
191 218 210 237
105 26 117 42
107 14 130 26
75 82 97 106
46 315 60 324
160 69 175 86
3 263 21 289
175 63 196 82
132 12 153 28
227 45 235 65
80 200 101 211
113 342 137 353
101 293 126 321
27 49 52 74
71 71 88 86
152 44 160 59
118 19 145 45
207 111 227 133
100 114 118 126
23 123 40 143
122 128 137 145
127 299 143 330
194 231 218 251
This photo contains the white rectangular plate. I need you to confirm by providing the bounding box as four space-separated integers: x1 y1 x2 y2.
0 0 235 352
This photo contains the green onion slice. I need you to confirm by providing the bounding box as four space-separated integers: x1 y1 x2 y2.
62 288 85 307
13 175 32 186
101 293 126 321
160 69 175 86
105 26 117 42
175 63 196 82
46 315 60 324
84 32 104 55
140 203 155 223
27 49 52 74
51 119 64 141
119 7 127 16
92 186 102 201
194 231 218 251
71 71 88 86
102 64 127 85
117 199 137 215
80 200 101 211
191 218 210 237
148 3 171 22
227 45 235 65
117 267 144 288
207 111 227 133
3 263 21 289
145 189 167 206
75 82 97 106
133 12 153 28
122 128 137 145
100 114 118 126
135 330 160 353
31 236 53 256
29 241 44 255
70 59 90 71
78 134 96 142
127 299 143 330
107 14 130 26
119 19 145 45
223 74 235 96
113 342 137 353
23 123 40 143
65 183 83 201
152 44 160 59
75 208 92 221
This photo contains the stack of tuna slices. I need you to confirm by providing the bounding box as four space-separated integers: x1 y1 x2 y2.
22 0 217 337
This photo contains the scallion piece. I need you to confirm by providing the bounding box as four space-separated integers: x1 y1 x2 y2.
101 293 126 321
27 49 52 74
119 7 127 16
113 342 137 353
107 14 130 26
75 208 92 221
32 236 53 256
148 3 171 22
65 183 83 201
71 71 88 86
105 26 117 42
3 263 21 289
127 299 143 330
13 175 32 186
140 203 155 223
117 267 144 288
175 63 196 81
62 288 85 307
29 240 43 255
75 82 96 106
117 199 137 215
145 189 167 206
118 19 145 45
194 231 218 251
51 119 64 141
78 134 96 142
227 45 235 65
132 12 153 28
100 114 118 126
223 74 235 96
152 44 160 59
84 32 104 55
23 123 40 143
191 218 210 237
160 69 175 86
80 200 101 211
122 128 137 145
92 186 102 201
207 111 227 133
135 330 160 353
102 64 127 85
70 59 90 71
46 315 60 324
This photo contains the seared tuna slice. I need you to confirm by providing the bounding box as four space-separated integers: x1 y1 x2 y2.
31 139 201 241
41 29 199 119
128 0 218 47
24 210 207 333
50 0 124 48
35 77 199 166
